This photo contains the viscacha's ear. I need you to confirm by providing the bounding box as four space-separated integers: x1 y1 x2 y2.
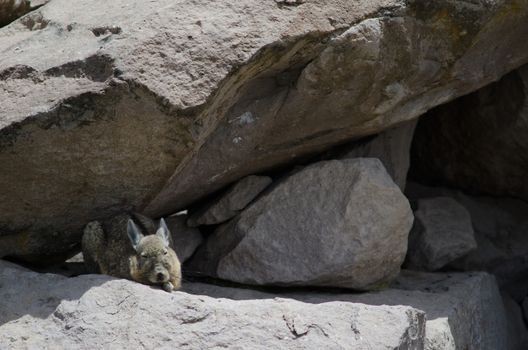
127 219 143 251
156 218 170 247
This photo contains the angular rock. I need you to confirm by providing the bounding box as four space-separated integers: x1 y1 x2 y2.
406 183 528 302
2 0 528 263
337 120 417 190
502 293 528 350
165 214 203 262
185 270 509 350
188 158 414 290
411 64 528 201
187 175 272 227
406 197 477 271
0 260 426 349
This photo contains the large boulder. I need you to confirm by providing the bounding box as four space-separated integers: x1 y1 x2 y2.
188 158 414 290
0 260 426 349
406 197 476 271
2 0 528 262
411 64 528 200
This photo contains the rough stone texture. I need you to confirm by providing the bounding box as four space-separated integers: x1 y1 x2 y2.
337 119 417 190
188 158 414 290
502 293 528 350
165 214 203 262
0 260 426 350
406 183 528 302
185 270 509 350
406 197 476 271
187 175 272 227
411 64 528 201
2 0 528 262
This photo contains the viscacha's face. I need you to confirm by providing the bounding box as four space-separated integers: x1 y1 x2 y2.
135 236 175 284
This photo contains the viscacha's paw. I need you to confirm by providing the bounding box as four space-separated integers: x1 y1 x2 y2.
162 282 174 292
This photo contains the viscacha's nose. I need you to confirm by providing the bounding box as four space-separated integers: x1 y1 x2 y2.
157 272 165 281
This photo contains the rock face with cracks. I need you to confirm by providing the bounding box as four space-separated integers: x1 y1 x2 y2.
0 260 426 350
0 260 512 350
1 0 528 262
188 158 414 290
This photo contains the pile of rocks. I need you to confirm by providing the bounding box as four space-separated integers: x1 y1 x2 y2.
1 0 528 348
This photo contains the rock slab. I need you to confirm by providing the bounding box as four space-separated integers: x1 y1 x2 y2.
188 158 414 290
186 270 510 350
0 260 425 350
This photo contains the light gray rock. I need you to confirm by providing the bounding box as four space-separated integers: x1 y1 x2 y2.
411 65 528 201
188 158 414 290
187 175 272 227
0 260 426 350
406 197 476 271
2 0 528 263
165 214 203 262
406 182 528 302
502 293 528 350
185 270 509 350
338 120 417 190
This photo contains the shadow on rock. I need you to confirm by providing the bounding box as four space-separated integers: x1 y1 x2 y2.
0 260 112 325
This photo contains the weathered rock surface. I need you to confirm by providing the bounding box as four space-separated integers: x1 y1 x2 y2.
406 197 476 271
187 270 510 350
406 183 528 302
188 158 414 290
0 260 426 350
2 0 528 262
187 175 272 227
411 64 528 200
165 214 203 262
337 120 417 190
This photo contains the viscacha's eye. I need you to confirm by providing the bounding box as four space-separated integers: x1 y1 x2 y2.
163 249 168 255
140 252 148 258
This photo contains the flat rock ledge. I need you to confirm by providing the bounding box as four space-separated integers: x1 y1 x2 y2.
0 260 509 350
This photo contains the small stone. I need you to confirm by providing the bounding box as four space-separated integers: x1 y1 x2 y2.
187 175 272 227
